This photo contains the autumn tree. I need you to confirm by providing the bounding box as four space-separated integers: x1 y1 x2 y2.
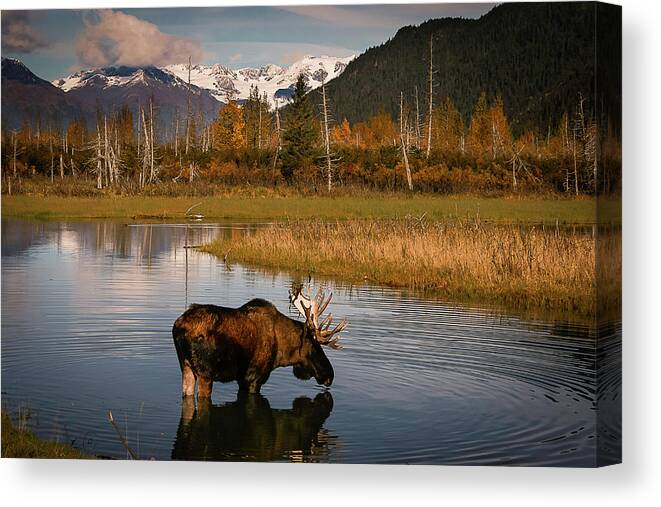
243 85 270 150
213 100 246 151
433 96 464 155
114 105 134 147
467 92 491 158
368 112 397 146
331 118 352 146
488 96 512 159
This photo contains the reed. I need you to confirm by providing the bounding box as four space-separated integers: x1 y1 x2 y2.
203 219 618 317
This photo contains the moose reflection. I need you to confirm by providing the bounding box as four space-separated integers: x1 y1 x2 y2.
171 392 335 462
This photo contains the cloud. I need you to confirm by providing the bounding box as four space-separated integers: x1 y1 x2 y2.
280 4 496 28
203 41 354 69
1 11 47 53
75 9 203 68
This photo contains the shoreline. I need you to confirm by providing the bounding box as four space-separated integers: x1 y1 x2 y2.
1 411 95 459
1 193 606 224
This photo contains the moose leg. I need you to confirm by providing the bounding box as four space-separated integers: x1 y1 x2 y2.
182 361 196 397
197 376 213 399
180 394 196 426
238 367 268 394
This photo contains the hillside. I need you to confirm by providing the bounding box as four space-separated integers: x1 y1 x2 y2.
325 2 621 136
1 58 82 130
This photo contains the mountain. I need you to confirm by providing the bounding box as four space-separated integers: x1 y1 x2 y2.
52 65 223 127
164 55 354 105
1 57 83 130
325 2 621 136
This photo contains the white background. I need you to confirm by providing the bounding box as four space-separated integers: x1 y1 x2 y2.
1 0 659 505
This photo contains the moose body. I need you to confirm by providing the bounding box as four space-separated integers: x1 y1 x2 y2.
172 298 338 396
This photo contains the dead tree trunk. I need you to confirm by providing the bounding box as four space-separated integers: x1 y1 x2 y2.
103 116 111 186
96 125 102 189
140 107 150 188
400 92 413 191
149 97 155 182
61 134 66 178
425 35 434 159
321 83 333 192
272 98 281 172
573 130 579 195
174 113 179 157
258 102 263 151
414 86 421 149
12 131 17 177
49 135 54 183
186 56 191 156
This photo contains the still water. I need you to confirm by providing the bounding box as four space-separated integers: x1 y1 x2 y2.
1 218 620 466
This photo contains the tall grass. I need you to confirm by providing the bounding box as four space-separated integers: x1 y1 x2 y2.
204 219 618 317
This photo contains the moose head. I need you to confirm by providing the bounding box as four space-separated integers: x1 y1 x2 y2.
289 285 347 385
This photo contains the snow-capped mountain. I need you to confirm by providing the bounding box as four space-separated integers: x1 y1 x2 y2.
51 65 223 126
164 55 355 104
3 54 354 130
52 55 354 108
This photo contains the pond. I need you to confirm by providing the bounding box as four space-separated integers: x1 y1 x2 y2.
1 218 621 466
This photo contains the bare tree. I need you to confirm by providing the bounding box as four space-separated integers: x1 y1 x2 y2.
95 124 103 189
11 130 18 177
174 109 179 157
400 91 413 191
320 82 334 192
49 133 54 183
414 86 421 149
149 97 155 182
140 107 150 188
425 35 435 159
186 56 191 156
272 98 282 172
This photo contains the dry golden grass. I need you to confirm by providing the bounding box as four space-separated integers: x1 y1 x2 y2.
204 219 619 317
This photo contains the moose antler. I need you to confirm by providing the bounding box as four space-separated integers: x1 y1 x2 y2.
290 285 347 349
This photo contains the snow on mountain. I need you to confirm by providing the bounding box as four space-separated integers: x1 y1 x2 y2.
49 54 354 118
50 65 222 127
164 54 355 104
52 66 191 93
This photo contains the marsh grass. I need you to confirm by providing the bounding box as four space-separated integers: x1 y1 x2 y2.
2 191 600 224
1 411 94 459
203 219 619 317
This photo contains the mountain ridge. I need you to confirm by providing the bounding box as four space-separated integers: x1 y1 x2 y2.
52 54 354 106
324 2 621 135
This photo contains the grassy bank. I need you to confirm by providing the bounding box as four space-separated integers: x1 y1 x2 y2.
1 411 94 459
2 193 600 224
203 219 616 317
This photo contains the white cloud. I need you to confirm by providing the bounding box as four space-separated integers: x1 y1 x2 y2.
75 9 204 68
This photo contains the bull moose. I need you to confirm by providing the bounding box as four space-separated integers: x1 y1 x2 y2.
172 288 347 396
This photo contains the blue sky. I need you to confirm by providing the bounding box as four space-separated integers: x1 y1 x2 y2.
1 4 495 80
